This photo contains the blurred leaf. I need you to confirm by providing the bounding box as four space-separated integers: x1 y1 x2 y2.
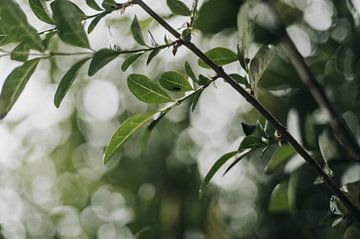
88 48 119 76
250 45 276 84
166 0 191 16
121 52 144 72
191 89 203 112
104 113 155 164
0 0 44 51
10 43 30 62
131 16 146 46
239 135 265 150
237 2 253 53
88 13 106 34
341 181 360 209
269 181 289 213
223 149 252 176
241 122 256 136
230 74 249 87
185 61 197 82
54 57 91 108
42 31 56 48
86 0 102 11
343 227 360 239
146 49 160 65
29 0 54 24
198 47 237 68
0 58 40 119
265 144 296 174
159 71 193 92
51 0 90 48
127 74 173 104
199 151 238 199
195 0 242 34
102 0 117 10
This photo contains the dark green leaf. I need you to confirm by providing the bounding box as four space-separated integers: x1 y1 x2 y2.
86 0 102 11
103 113 155 164
185 61 196 82
127 74 173 104
42 31 56 48
199 151 238 199
239 135 265 150
88 13 106 34
230 74 249 87
0 0 44 51
198 47 237 68
191 89 203 112
159 71 193 92
10 43 30 62
146 49 160 65
51 0 90 49
29 0 53 24
88 48 119 76
121 52 144 72
102 0 117 10
343 227 360 239
131 16 146 46
0 58 40 119
54 57 91 108
223 149 252 176
269 181 289 213
264 144 296 174
198 74 211 86
241 123 256 136
166 0 191 16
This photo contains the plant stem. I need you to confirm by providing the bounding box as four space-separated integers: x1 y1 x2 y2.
133 0 360 218
281 36 360 162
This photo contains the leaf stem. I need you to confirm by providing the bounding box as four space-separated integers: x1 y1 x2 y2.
133 0 360 218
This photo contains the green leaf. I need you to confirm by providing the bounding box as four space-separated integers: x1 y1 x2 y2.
86 0 102 11
29 0 53 24
159 71 193 92
239 135 265 150
0 58 40 119
54 57 91 108
241 123 256 136
10 43 30 62
0 0 44 51
127 74 173 104
166 0 191 16
121 52 144 72
103 113 155 164
198 74 211 86
185 61 197 82
146 49 160 65
198 47 237 69
199 151 238 199
264 144 296 174
191 89 203 112
269 181 289 213
223 149 252 176
88 49 119 76
42 31 56 49
131 16 146 46
51 0 90 49
88 13 106 34
230 74 249 87
102 0 117 10
343 227 360 239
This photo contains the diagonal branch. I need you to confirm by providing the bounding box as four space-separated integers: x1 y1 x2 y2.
132 0 360 218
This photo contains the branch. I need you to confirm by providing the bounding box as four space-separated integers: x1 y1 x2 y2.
132 0 360 218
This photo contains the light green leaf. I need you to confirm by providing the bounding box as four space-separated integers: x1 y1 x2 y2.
51 0 90 49
199 151 238 199
0 58 40 119
29 0 53 24
269 181 289 213
0 0 44 51
127 74 173 104
86 0 102 11
103 113 155 164
121 52 144 72
54 57 91 108
10 43 30 62
265 144 296 174
166 0 191 16
198 47 237 69
239 135 265 150
159 71 193 92
88 49 119 76
131 16 146 46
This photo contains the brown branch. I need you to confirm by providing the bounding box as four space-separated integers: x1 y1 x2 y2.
132 0 360 218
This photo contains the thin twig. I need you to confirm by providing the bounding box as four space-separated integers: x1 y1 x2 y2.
133 0 360 218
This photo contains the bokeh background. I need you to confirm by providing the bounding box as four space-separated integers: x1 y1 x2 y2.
1 0 360 238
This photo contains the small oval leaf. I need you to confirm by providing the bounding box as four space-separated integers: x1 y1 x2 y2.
131 16 146 46
0 58 40 119
86 0 102 11
127 74 173 104
54 57 91 108
269 181 289 213
121 53 144 72
264 144 296 174
104 113 155 164
239 135 265 150
159 71 193 92
88 49 119 76
166 0 191 16
198 47 237 69
10 43 30 62
29 0 54 24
